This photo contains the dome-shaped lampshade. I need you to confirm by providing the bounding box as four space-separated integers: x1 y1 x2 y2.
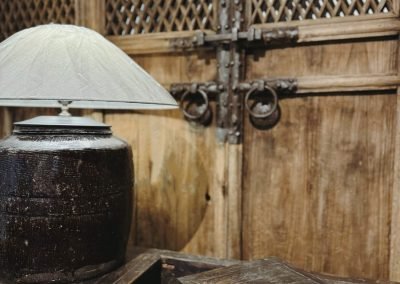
0 24 177 110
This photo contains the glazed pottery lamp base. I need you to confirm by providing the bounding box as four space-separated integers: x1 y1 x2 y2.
0 116 133 282
0 24 177 283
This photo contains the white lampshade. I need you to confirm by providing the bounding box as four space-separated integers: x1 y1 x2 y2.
0 24 177 110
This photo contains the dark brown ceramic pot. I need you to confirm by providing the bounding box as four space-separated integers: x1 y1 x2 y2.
0 116 133 283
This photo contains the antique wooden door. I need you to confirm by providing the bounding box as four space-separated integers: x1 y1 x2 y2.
1 0 400 281
241 0 400 281
103 0 400 280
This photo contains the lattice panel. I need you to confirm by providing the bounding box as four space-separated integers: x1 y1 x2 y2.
106 0 216 35
0 0 75 42
249 0 393 24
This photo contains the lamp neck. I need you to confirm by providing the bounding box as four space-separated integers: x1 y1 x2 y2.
58 100 72 116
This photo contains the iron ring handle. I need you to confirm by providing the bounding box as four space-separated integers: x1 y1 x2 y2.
180 89 209 120
245 85 278 119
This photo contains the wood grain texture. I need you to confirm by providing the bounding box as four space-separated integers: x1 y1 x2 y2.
390 33 400 282
87 248 397 284
252 15 400 43
297 74 400 93
243 39 398 280
107 31 215 55
0 108 12 138
75 0 105 35
105 51 240 259
248 39 397 78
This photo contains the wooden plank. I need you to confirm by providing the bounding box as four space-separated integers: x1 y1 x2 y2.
107 31 215 55
0 108 12 138
88 248 397 283
177 257 396 284
177 258 322 283
251 15 400 43
237 74 400 95
389 27 400 281
90 248 240 283
297 18 400 43
243 39 397 280
226 144 243 259
247 39 398 78
297 74 400 93
75 0 106 35
393 0 400 15
90 252 161 284
108 15 400 56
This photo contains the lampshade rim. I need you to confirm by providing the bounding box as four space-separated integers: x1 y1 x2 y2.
0 98 178 110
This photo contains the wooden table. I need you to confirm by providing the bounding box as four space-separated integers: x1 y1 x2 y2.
86 248 397 284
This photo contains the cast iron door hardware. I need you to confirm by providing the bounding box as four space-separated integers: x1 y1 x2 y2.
169 0 300 144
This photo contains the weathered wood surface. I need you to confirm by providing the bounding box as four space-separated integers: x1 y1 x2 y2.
75 0 105 35
296 74 400 93
177 258 397 284
105 51 241 259
243 38 398 280
251 14 400 44
389 46 400 281
0 108 12 138
87 248 240 284
107 31 215 55
86 249 398 284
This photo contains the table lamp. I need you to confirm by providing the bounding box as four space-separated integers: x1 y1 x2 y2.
0 24 177 283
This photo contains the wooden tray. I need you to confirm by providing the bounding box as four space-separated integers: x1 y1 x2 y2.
85 248 397 284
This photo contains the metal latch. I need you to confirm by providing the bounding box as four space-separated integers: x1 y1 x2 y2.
170 27 299 49
171 79 297 127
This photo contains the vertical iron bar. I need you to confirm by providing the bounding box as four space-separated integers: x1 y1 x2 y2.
216 0 244 144
216 0 232 142
227 0 244 144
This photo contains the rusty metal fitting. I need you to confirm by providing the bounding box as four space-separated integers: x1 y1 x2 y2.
180 89 212 125
245 85 278 119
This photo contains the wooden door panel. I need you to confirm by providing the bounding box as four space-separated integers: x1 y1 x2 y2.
243 39 398 280
105 51 241 258
247 39 398 78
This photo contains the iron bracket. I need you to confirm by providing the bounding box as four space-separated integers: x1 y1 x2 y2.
237 78 297 94
170 82 223 97
170 82 221 125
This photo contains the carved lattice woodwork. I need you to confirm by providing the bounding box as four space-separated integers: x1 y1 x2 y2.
105 0 216 35
0 0 75 41
248 0 393 25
